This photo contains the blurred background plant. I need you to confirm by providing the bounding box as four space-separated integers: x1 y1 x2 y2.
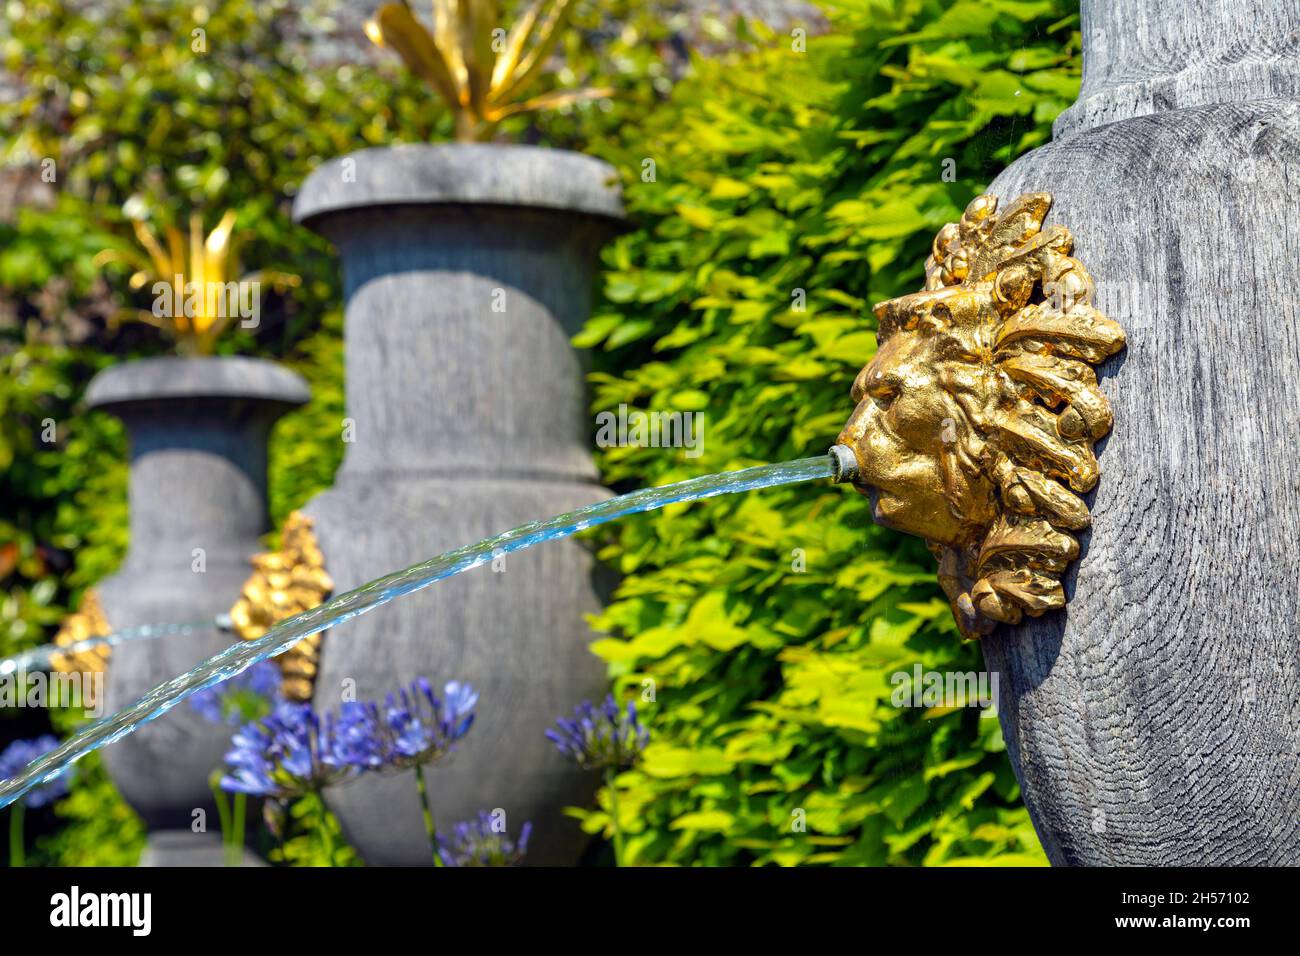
0 0 1080 866
437 809 531 866
365 0 613 142
548 694 649 865
190 659 283 728
92 208 300 356
0 734 71 865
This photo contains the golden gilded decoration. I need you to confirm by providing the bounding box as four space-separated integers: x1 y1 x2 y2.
51 590 112 677
365 1 613 142
92 209 299 356
229 512 333 701
837 192 1126 639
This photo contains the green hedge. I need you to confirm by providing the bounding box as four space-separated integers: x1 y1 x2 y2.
571 0 1081 865
1 0 1082 865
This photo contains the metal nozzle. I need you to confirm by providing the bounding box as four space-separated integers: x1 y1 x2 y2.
828 444 860 484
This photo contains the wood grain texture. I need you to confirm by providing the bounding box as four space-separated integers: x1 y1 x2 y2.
982 3 1300 862
1054 0 1300 141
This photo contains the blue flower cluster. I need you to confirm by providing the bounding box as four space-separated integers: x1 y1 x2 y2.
437 810 532 867
0 735 72 808
190 660 282 726
335 678 478 772
216 680 649 866
220 701 357 798
546 695 649 771
220 678 477 798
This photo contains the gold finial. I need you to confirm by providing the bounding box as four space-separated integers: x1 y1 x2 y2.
365 1 613 142
92 209 299 356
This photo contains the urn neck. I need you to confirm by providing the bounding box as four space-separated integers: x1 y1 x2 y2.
1055 0 1300 139
86 358 309 572
117 401 278 568
329 206 614 482
294 145 625 485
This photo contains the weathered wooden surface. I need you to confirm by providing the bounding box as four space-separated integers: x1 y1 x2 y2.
982 0 1300 864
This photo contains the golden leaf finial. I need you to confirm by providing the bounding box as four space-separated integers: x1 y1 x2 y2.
365 1 613 142
93 208 299 356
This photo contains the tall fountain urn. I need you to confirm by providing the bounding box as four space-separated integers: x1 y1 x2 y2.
293 144 624 865
979 0 1300 864
86 356 309 866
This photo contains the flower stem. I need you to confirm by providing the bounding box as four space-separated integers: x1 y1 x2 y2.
414 764 442 867
8 804 24 868
315 794 336 865
272 800 287 863
604 767 626 867
230 793 247 867
209 771 232 864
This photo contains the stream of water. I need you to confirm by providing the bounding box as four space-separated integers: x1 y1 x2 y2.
0 618 224 677
0 456 833 808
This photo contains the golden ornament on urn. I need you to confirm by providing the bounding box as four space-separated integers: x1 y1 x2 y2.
833 192 1126 639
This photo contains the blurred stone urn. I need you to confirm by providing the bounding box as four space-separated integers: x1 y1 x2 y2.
293 143 622 865
86 356 309 866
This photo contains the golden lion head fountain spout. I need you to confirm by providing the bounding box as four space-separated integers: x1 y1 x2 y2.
831 192 1126 639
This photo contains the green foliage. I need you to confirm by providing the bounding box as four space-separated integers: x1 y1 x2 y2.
265 791 361 868
572 0 1081 865
33 751 146 867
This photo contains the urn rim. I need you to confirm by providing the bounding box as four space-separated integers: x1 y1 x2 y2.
291 142 626 234
85 355 311 412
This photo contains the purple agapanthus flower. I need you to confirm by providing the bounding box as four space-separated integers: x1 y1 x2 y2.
546 695 649 771
334 678 478 772
0 735 72 808
189 661 281 726
220 701 360 798
437 811 532 867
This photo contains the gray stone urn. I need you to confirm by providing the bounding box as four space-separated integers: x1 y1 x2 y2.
86 356 310 866
292 144 624 866
980 0 1300 864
